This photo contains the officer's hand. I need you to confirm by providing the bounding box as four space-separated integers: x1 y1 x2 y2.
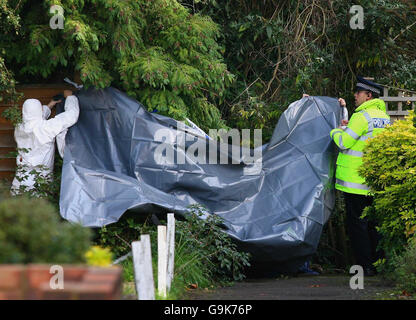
341 119 349 126
338 98 346 107
47 99 61 109
302 94 310 98
64 90 73 98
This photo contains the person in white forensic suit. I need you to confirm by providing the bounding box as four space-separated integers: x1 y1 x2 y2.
11 90 79 195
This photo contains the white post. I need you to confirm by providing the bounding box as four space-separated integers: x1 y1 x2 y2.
166 213 175 292
132 235 155 300
157 225 168 297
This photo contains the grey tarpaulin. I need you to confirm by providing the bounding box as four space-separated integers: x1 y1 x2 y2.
60 87 340 272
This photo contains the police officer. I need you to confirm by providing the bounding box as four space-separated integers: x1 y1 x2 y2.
330 76 390 276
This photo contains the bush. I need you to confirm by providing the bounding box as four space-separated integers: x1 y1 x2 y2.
390 239 416 294
120 226 215 299
96 211 149 259
0 195 92 264
0 3 22 125
97 204 251 286
172 232 214 288
84 246 113 267
99 211 214 293
10 148 63 211
359 111 416 269
179 0 416 144
177 204 251 282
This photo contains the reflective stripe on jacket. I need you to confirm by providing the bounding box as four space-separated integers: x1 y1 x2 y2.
330 98 390 195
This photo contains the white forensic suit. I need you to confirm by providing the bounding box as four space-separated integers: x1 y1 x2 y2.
11 96 79 194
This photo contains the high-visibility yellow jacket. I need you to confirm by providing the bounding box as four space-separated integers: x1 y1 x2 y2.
330 98 390 195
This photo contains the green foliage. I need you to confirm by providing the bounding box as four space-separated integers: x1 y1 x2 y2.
12 148 63 210
3 0 416 273
100 213 212 296
1 0 233 132
0 1 23 125
120 221 215 299
180 0 416 141
0 194 92 264
1 103 22 126
96 212 149 259
228 97 283 142
97 204 251 286
0 0 20 32
4 0 415 141
313 191 353 271
360 111 416 269
177 204 251 282
120 239 213 300
379 55 416 93
172 231 214 289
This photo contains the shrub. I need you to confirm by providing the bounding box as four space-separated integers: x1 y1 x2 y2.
179 0 416 144
120 228 214 299
2 0 233 132
172 231 214 289
0 3 23 125
85 246 113 267
359 111 416 269
0 195 92 264
10 148 63 211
